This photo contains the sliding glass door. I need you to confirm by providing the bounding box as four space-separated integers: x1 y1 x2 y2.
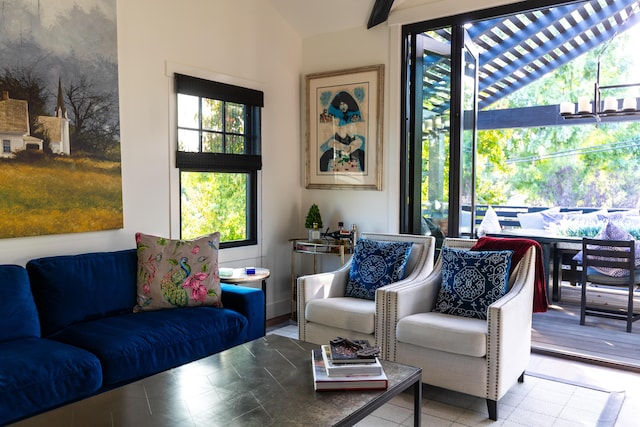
401 26 478 242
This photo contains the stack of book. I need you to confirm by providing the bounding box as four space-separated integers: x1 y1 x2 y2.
311 339 388 391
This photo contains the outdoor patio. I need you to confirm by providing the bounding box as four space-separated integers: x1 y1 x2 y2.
532 280 640 372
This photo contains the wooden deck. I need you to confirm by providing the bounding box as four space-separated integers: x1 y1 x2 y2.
532 282 640 372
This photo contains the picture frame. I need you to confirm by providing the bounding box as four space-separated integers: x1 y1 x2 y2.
305 64 384 190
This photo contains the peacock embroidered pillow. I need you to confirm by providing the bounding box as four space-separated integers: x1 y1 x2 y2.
134 232 222 311
345 238 413 300
433 246 513 320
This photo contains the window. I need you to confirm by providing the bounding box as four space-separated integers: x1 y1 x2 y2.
400 0 640 240
3 140 10 153
175 74 263 248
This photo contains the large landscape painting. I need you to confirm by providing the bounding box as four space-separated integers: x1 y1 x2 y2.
0 0 122 239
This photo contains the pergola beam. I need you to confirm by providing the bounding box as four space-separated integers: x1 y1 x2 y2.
477 104 640 130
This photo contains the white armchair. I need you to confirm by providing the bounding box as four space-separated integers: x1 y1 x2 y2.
384 238 536 421
297 233 436 351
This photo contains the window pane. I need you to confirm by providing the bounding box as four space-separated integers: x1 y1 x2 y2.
203 131 223 153
180 171 248 242
226 135 245 154
421 32 451 238
178 129 200 152
202 98 223 131
226 102 245 134
177 94 199 128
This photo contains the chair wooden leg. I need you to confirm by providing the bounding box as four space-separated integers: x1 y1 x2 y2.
486 399 497 421
627 282 633 333
580 277 587 326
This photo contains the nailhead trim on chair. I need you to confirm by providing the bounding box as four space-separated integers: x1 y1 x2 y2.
486 303 499 404
298 233 436 350
384 240 535 421
298 279 307 341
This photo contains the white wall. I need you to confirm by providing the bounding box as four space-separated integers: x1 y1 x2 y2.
0 0 303 319
298 0 519 272
0 0 521 319
299 24 392 274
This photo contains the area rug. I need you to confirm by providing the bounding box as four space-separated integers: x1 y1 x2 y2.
268 324 625 426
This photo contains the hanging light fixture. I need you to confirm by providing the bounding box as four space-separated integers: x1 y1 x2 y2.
559 62 640 121
560 6 640 122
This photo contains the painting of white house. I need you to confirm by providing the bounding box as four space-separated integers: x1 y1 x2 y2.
0 0 122 238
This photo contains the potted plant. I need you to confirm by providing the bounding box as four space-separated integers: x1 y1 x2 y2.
304 204 323 241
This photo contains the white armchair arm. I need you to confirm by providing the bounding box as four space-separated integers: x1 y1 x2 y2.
297 233 436 345
297 263 351 303
382 262 443 360
486 246 536 400
384 238 476 341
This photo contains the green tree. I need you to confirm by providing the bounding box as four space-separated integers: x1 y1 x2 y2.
180 172 247 241
476 30 640 209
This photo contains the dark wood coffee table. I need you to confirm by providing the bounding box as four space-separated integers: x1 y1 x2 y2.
11 334 422 426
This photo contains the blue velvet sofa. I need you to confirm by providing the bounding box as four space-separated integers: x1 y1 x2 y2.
0 249 264 425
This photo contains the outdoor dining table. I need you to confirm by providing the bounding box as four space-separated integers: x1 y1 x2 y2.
488 229 582 302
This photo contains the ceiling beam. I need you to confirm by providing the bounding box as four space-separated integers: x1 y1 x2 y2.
368 0 395 29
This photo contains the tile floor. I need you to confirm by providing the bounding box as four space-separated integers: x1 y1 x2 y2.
269 323 640 426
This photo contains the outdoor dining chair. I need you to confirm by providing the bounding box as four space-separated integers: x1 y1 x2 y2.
580 238 640 332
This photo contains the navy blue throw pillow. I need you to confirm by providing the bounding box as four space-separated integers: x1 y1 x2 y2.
434 247 513 320
345 239 413 300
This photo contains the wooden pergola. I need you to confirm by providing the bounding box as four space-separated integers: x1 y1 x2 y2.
418 0 640 129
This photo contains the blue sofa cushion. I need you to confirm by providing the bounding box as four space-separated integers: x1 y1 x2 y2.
27 249 138 336
0 265 40 342
0 337 102 425
49 307 248 386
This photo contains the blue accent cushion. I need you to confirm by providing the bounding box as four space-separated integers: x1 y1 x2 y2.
345 238 413 300
27 249 138 336
434 247 513 320
0 337 102 425
0 265 40 342
49 307 248 386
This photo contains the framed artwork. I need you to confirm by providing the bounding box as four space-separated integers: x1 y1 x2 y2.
305 64 384 190
0 1 122 239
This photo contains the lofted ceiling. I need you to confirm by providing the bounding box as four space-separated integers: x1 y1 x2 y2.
267 0 439 39
268 0 377 39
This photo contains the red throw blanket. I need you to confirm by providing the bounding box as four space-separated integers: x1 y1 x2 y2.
471 236 548 313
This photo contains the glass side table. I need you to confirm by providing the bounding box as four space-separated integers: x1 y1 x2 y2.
289 239 353 320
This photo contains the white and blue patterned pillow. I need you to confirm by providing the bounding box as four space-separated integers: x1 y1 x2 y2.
433 247 513 320
344 239 413 300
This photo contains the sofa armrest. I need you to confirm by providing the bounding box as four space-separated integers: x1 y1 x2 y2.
486 247 536 400
221 284 265 341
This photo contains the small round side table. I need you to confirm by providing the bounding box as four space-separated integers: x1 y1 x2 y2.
220 268 270 335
